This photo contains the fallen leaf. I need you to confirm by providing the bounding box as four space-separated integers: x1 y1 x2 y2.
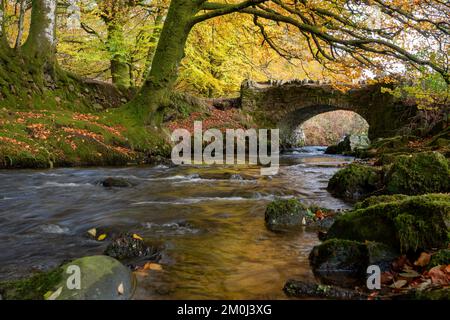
399 269 421 278
428 266 449 285
315 210 325 220
87 228 97 238
445 265 450 274
390 280 408 289
46 286 63 300
97 234 107 241
381 272 394 285
143 263 163 271
133 234 143 241
117 282 124 295
368 292 379 300
414 252 431 267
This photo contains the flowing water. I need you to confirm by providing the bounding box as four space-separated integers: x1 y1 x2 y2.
0 147 353 299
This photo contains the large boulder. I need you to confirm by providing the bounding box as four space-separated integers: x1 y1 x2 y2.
0 256 135 300
327 164 382 201
309 239 399 288
384 152 450 195
264 199 310 231
309 239 369 288
54 256 135 300
326 194 450 253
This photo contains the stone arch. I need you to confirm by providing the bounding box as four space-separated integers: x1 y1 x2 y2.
278 105 369 148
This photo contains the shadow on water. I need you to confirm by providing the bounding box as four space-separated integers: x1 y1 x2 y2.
0 146 353 299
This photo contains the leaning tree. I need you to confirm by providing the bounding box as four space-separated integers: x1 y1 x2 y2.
128 0 449 123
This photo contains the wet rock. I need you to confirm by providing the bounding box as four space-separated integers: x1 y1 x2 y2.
326 135 370 155
384 152 450 195
0 256 134 300
309 239 369 288
326 194 450 253
54 256 134 300
101 177 133 188
283 279 368 300
327 164 382 201
104 233 161 263
264 199 310 232
366 242 398 272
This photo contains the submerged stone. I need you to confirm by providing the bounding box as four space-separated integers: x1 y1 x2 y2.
101 177 133 188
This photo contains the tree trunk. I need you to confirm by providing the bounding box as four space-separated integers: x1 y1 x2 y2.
0 0 8 46
130 0 200 123
107 23 131 89
15 0 27 49
22 0 57 82
142 12 164 80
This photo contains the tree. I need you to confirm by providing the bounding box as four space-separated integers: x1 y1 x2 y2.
22 0 57 80
130 0 449 124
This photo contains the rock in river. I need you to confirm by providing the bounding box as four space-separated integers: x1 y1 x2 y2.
101 177 133 188
104 233 161 264
54 255 135 300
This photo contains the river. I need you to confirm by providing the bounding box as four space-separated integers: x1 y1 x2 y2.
0 146 353 299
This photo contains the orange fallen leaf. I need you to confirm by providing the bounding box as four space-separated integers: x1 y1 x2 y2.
428 266 449 286
445 265 450 274
414 252 431 267
315 210 325 220
143 263 163 271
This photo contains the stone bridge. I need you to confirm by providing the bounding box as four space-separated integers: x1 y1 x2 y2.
240 80 416 148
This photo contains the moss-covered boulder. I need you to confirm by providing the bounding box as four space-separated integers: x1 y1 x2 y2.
264 198 310 231
429 249 450 269
309 239 369 287
309 239 399 288
384 152 450 195
327 164 382 201
326 194 450 253
0 267 63 300
354 194 410 210
0 256 135 300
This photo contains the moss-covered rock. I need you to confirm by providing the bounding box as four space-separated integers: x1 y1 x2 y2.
0 256 135 300
429 249 450 269
264 198 310 231
354 194 410 210
327 164 382 201
0 267 63 300
309 239 369 288
384 152 450 195
326 194 450 253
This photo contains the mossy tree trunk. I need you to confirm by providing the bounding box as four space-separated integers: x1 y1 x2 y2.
129 0 201 123
0 0 8 47
107 22 131 89
22 0 57 83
